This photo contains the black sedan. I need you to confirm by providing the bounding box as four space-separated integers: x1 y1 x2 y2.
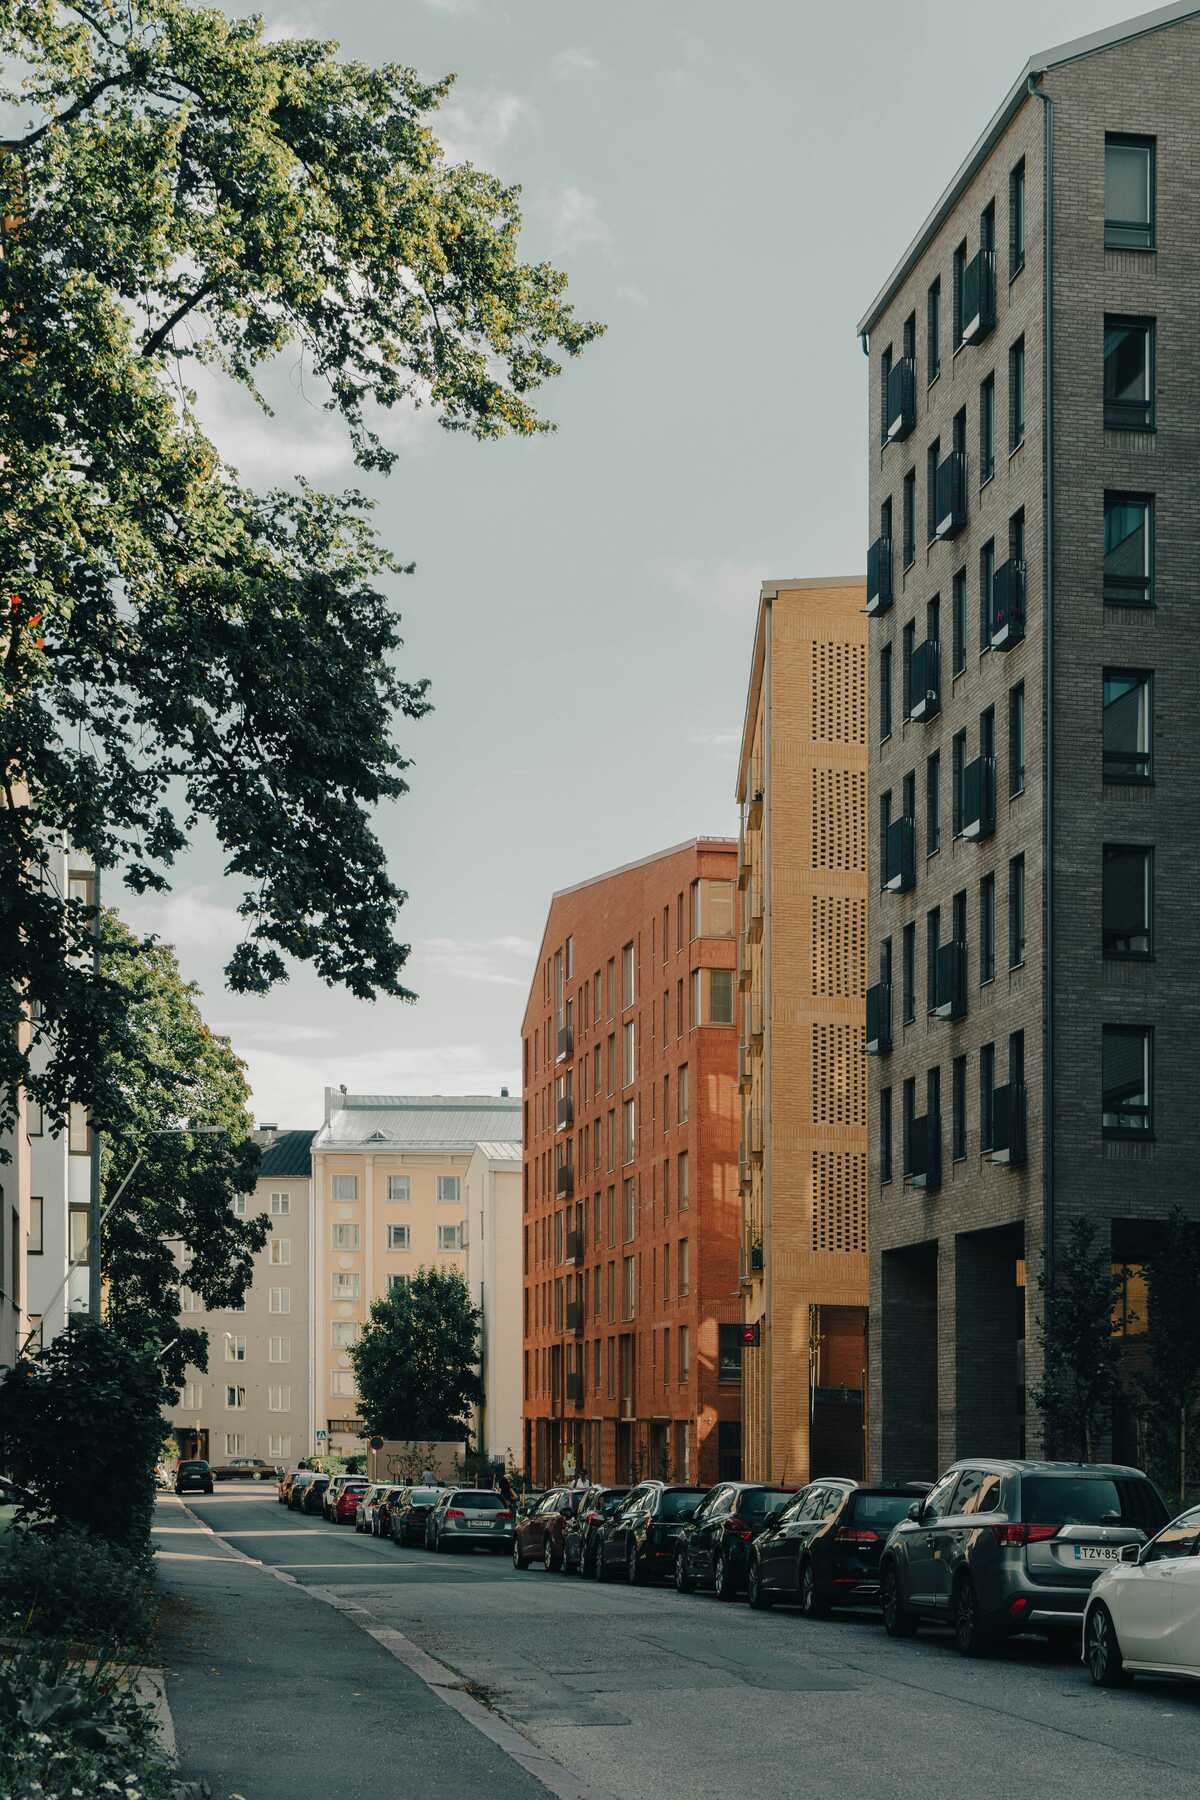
596 1482 706 1584
175 1459 214 1496
747 1480 924 1615
388 1485 443 1546
564 1485 630 1576
674 1481 800 1600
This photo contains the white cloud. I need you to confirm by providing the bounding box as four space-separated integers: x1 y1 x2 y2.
119 887 245 959
417 935 537 989
550 48 599 80
239 1040 522 1128
616 283 649 309
655 556 762 619
261 20 308 42
548 185 610 251
183 361 351 487
689 728 741 750
436 91 533 168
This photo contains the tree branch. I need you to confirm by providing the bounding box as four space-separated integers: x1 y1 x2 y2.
11 74 133 153
141 275 224 359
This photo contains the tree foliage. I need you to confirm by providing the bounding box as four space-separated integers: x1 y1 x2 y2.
1134 1209 1200 1506
350 1268 483 1443
1033 1218 1125 1462
0 0 602 1138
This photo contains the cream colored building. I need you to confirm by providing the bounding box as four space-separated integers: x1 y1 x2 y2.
169 1129 315 1467
464 1139 522 1470
312 1091 522 1458
737 577 869 1484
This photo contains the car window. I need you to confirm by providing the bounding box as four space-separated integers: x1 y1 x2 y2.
1019 1475 1166 1531
799 1486 828 1521
704 1486 733 1519
600 1489 630 1516
921 1472 962 1523
1142 1515 1200 1563
660 1489 705 1521
849 1491 922 1530
538 1491 560 1514
739 1487 796 1522
952 1469 988 1515
457 1491 505 1509
774 1493 808 1526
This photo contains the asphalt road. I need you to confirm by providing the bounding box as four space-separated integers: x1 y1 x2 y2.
155 1485 1200 1800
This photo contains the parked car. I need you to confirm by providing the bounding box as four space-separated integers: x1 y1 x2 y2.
1084 1504 1200 1688
373 1486 406 1538
175 1459 214 1496
511 1486 584 1571
425 1488 513 1553
355 1483 390 1532
514 1489 544 1522
563 1486 630 1576
333 1478 370 1525
746 1481 922 1614
673 1481 800 1600
278 1466 311 1504
880 1459 1168 1655
322 1472 367 1522
389 1485 443 1546
300 1475 330 1516
211 1456 278 1483
596 1483 706 1584
287 1471 320 1510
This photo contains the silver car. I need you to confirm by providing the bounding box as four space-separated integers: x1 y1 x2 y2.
425 1488 514 1553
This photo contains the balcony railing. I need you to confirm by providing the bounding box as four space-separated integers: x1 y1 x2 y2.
565 1229 584 1266
555 1162 574 1199
884 815 916 893
907 638 941 723
934 941 967 1021
961 247 996 343
865 981 893 1055
750 1240 764 1272
910 1112 942 1192
566 1371 584 1406
960 755 996 841
885 355 916 442
565 1301 584 1335
991 558 1026 651
738 1148 749 1191
749 1111 764 1157
555 1025 573 1063
934 450 967 540
746 877 764 943
738 1042 752 1086
990 1083 1028 1166
866 535 894 617
555 1095 574 1131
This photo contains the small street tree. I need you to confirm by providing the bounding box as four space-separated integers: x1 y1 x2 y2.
1033 1217 1124 1461
1134 1208 1200 1506
350 1269 483 1444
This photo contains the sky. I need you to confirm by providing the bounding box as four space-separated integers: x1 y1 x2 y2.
120 0 1121 1128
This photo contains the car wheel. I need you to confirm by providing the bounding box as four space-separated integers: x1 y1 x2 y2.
800 1559 829 1621
675 1549 696 1595
882 1563 918 1638
952 1576 993 1658
543 1536 561 1573
512 1535 530 1570
595 1543 609 1582
714 1552 739 1602
1086 1603 1131 1688
627 1543 644 1586
747 1556 773 1610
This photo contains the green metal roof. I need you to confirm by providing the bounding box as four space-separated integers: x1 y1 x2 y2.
258 1130 316 1178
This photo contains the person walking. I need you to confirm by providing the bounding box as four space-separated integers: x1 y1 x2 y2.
495 1469 517 1508
570 1467 589 1491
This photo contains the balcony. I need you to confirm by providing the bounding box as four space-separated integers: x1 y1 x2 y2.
960 755 996 841
738 1042 752 1088
738 1148 750 1192
565 1301 584 1335
865 981 892 1055
555 1095 574 1132
866 535 894 617
990 1082 1028 1166
747 786 764 829
934 941 967 1021
934 450 967 540
750 1240 764 1273
746 877 764 944
555 1025 573 1063
961 247 996 343
565 1371 584 1406
738 833 751 889
907 638 941 723
910 1112 942 1192
555 1162 574 1199
991 558 1026 651
750 992 764 1041
565 1229 584 1266
885 355 916 442
749 1111 764 1159
883 815 916 893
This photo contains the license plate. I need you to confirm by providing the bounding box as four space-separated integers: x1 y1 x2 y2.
1073 1544 1120 1563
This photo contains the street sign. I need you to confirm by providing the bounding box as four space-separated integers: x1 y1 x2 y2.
740 1322 761 1347
315 1429 327 1441
369 1436 384 1451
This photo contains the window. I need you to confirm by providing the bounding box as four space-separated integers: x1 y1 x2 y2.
980 874 995 985
269 1286 292 1313
621 1176 636 1242
927 278 941 382
232 1194 247 1218
678 1063 689 1122
926 752 940 856
68 1204 90 1266
707 968 734 1025
879 789 891 890
181 1382 201 1410
331 1320 359 1350
437 1176 460 1204
268 1385 292 1412
1103 670 1152 782
1103 846 1152 957
1009 158 1025 274
269 1335 291 1362
902 621 914 720
952 569 967 676
677 1151 689 1210
1008 855 1025 968
926 907 940 1016
1008 683 1025 796
925 439 939 543
1102 1026 1152 1135
330 1372 356 1397
1104 317 1154 430
269 1237 292 1265
902 1078 915 1178
978 539 995 654
678 1238 690 1296
622 1019 635 1087
880 1088 893 1184
692 878 735 939
1104 135 1154 249
225 1335 246 1362
880 644 893 740
621 941 635 1009
68 1102 91 1156
952 241 966 350
331 1272 359 1299
879 343 892 446
437 1224 460 1252
224 1433 246 1456
268 1434 293 1459
387 1175 411 1203
388 1273 410 1295
678 1324 690 1384
1104 493 1153 605
28 1196 42 1255
180 1287 201 1314
902 468 916 567
979 374 995 483
622 1254 635 1320
621 1098 636 1165
270 1191 290 1216
331 1174 358 1201
387 1223 411 1251
224 1385 245 1409
902 922 915 1025
980 1043 996 1152
27 1097 43 1136
1008 338 1025 449
952 1055 967 1160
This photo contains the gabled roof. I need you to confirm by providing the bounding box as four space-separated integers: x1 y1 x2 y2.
315 1094 521 1153
857 2 1200 336
258 1129 316 1179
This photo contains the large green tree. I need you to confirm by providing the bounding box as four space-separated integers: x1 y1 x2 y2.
0 0 601 1141
350 1268 483 1443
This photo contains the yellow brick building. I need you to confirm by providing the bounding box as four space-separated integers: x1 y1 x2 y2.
736 577 869 1484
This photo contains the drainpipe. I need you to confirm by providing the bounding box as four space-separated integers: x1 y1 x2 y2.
88 864 103 1320
1028 72 1056 1361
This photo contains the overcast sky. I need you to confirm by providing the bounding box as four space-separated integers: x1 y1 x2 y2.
121 0 1118 1128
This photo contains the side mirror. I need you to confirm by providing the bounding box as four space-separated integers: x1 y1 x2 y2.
763 1506 783 1528
907 1501 923 1523
1119 1543 1140 1564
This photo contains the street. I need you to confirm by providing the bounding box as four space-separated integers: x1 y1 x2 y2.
154 1484 1200 1800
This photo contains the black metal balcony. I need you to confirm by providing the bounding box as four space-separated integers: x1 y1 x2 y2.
565 1229 584 1266
961 247 996 343
883 815 916 893
555 1095 574 1131
555 1162 574 1198
566 1371 584 1405
750 1241 764 1272
907 638 941 722
960 755 995 841
555 1025 573 1063
991 558 1026 651
910 1112 942 1192
934 941 967 1021
866 535 894 617
990 1083 1027 1166
934 450 967 540
566 1301 584 1335
865 981 893 1055
885 356 916 442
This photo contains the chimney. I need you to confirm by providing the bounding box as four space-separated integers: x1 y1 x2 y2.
253 1122 280 1147
500 1086 509 1097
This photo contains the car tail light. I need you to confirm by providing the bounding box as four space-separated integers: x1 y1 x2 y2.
990 1523 1059 1547
496 1510 511 1521
586 1511 602 1524
724 1519 754 1541
446 1509 465 1520
834 1529 880 1545
1008 1595 1031 1619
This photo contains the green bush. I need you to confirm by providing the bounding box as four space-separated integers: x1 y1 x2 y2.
0 1643 189 1800
0 1528 157 1650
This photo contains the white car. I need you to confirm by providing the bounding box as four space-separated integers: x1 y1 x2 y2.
1084 1505 1200 1686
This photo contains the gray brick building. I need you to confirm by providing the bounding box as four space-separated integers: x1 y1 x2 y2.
857 2 1200 1479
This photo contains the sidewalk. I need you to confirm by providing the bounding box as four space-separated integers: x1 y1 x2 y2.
154 1523 550 1800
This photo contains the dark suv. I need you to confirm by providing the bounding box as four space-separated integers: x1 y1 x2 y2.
175 1459 214 1496
563 1486 630 1576
747 1480 924 1615
596 1482 706 1584
673 1481 799 1600
880 1459 1168 1655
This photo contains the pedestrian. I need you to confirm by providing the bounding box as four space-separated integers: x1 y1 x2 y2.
495 1469 516 1508
571 1466 589 1491
420 1465 435 1485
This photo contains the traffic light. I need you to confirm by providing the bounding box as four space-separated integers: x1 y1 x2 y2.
740 1322 761 1347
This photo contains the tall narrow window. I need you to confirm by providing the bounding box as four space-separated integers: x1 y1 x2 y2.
979 374 995 484
1102 845 1152 958
952 1055 967 1160
1102 1025 1152 1135
1104 318 1154 430
1008 337 1025 449
880 1088 893 1183
1104 493 1153 606
952 730 966 835
925 908 940 1015
1008 683 1025 796
902 468 916 567
926 438 940 543
879 789 892 890
1104 136 1154 250
880 643 893 741
980 873 995 984
1008 855 1025 968
902 922 916 1025
1009 158 1025 275
926 751 940 856
880 344 893 447
952 241 966 350
927 278 941 383
902 620 915 717
952 569 967 676
902 1077 916 1177
1103 670 1153 782
980 1043 996 1152
978 539 995 654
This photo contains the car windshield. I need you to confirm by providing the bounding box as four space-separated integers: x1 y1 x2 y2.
600 1490 630 1515
850 1492 919 1528
180 1461 208 1471
738 1487 796 1521
660 1490 705 1521
1020 1475 1167 1532
455 1492 505 1509
407 1489 439 1505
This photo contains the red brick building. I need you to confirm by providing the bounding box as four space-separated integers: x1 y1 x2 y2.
521 839 741 1488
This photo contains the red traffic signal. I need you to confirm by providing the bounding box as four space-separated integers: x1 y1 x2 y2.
740 1322 761 1347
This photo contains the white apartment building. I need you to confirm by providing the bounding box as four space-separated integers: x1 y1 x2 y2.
464 1139 523 1470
